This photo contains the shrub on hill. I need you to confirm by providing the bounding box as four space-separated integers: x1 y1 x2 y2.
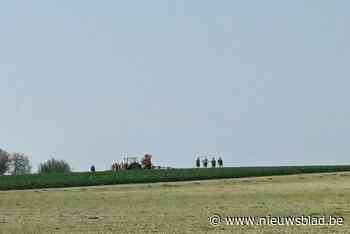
38 158 71 174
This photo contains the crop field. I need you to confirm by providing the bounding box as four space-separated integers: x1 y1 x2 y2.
0 172 350 233
1 165 350 190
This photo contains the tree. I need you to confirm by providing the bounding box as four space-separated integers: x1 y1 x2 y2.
10 153 31 175
0 148 10 175
38 158 71 174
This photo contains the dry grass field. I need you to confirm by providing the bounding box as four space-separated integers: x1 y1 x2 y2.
0 172 350 233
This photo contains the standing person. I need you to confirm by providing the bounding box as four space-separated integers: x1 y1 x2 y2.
211 157 216 168
90 165 95 172
196 157 200 168
203 157 208 168
218 157 223 168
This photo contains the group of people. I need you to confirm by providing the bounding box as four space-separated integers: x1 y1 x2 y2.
196 156 223 168
111 162 130 171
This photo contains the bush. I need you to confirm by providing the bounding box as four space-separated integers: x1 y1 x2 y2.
38 158 71 174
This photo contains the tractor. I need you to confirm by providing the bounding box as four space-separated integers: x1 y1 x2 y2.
112 154 153 171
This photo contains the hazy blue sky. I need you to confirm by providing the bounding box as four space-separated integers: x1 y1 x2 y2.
1 1 349 171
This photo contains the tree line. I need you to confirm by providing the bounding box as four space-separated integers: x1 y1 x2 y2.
0 148 71 175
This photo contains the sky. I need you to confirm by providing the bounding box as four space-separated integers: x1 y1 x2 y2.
1 1 349 171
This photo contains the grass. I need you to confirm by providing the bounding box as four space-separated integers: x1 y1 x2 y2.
0 172 350 233
1 165 350 190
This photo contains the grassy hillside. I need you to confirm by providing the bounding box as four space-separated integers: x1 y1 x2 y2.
0 172 349 233
1 165 350 190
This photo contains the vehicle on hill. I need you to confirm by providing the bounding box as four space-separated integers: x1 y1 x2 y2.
111 154 153 171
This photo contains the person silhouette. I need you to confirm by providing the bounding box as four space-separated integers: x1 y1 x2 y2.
90 165 95 172
218 157 223 168
196 157 200 168
203 157 208 168
211 157 216 168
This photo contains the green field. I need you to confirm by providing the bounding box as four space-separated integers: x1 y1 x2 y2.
0 172 350 233
1 165 350 190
